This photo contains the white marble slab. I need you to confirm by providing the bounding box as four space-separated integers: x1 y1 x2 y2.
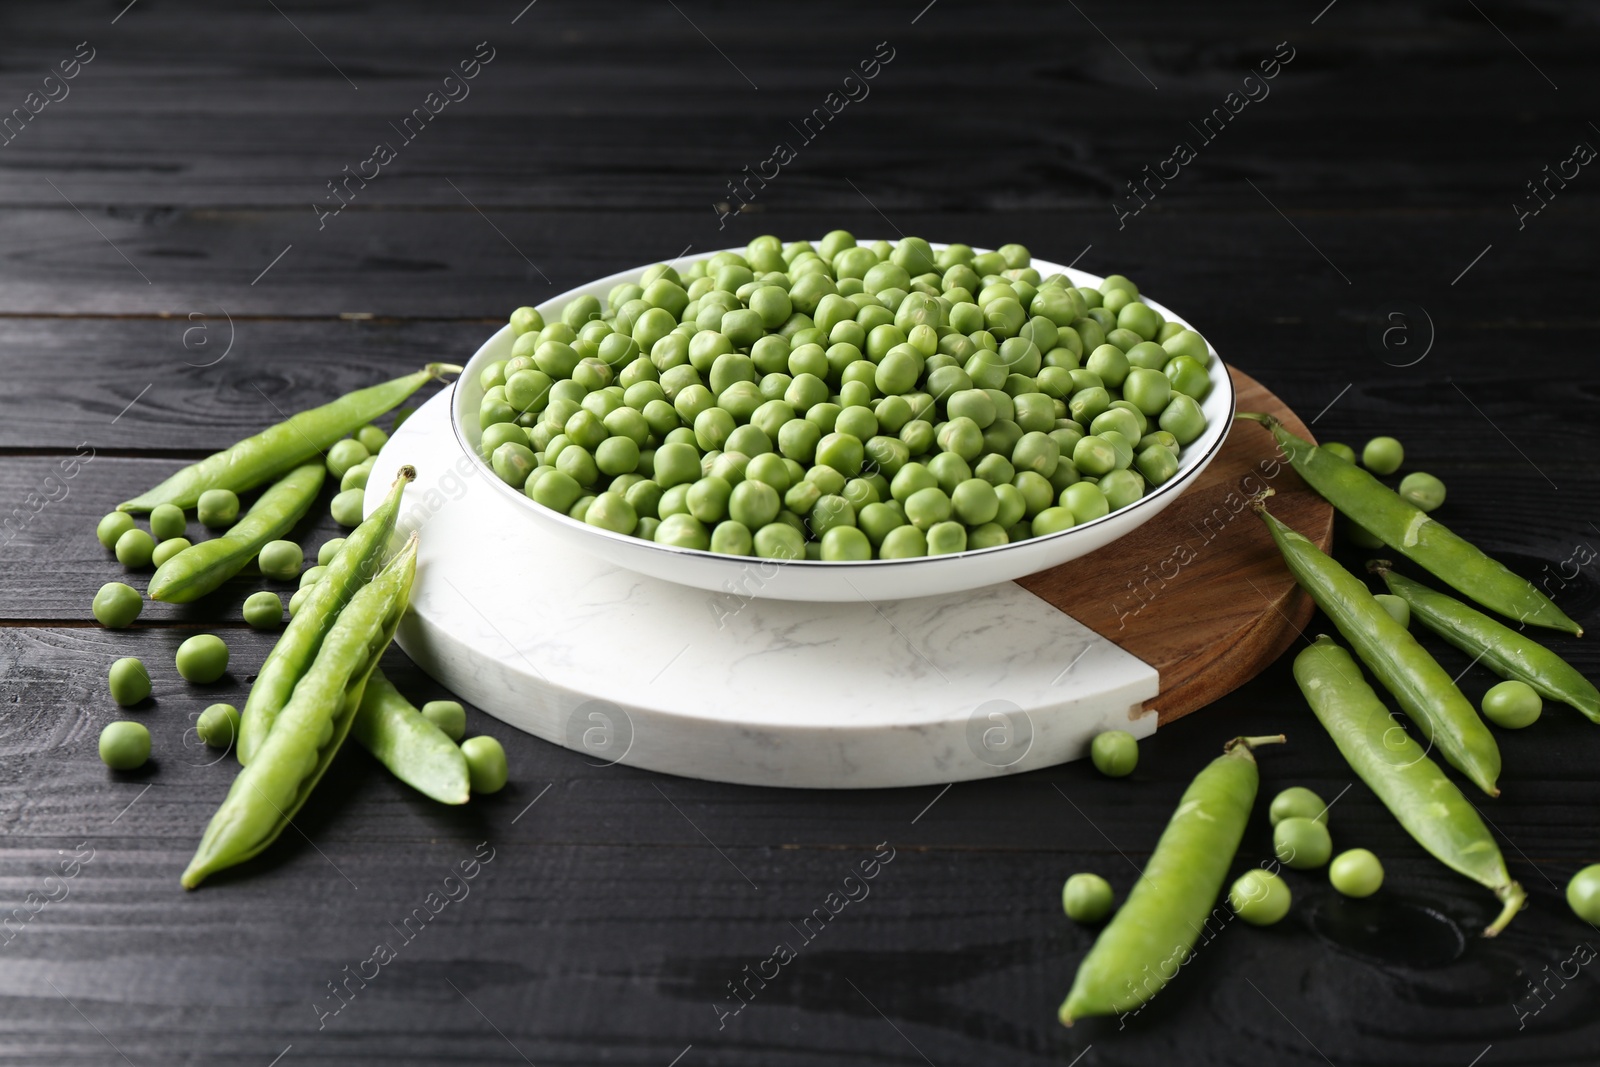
367 391 1159 788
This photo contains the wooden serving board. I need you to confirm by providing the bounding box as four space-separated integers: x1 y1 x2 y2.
1018 367 1333 723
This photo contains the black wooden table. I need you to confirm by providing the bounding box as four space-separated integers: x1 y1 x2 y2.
2 2 1597 1064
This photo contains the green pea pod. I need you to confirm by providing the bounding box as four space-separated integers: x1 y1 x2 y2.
181 535 418 889
1294 635 1525 935
1236 413 1581 635
147 463 325 603
236 466 415 765
1372 562 1600 723
1254 497 1502 796
352 669 471 805
1060 734 1284 1025
119 364 458 512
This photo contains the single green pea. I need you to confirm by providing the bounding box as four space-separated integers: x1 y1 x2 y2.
1062 873 1114 922
1361 436 1404 475
460 735 508 794
288 586 311 617
99 721 151 770
299 565 327 589
1135 444 1179 487
115 528 155 569
753 521 806 560
326 438 370 479
820 525 872 560
317 538 347 567
1567 864 1600 924
585 491 638 535
925 520 967 555
1373 593 1410 628
1121 367 1171 417
1269 786 1327 826
258 539 304 581
1321 441 1356 464
97 511 137 550
197 703 241 748
1328 849 1384 898
655 513 711 550
1158 394 1208 446
196 489 239 528
175 633 229 684
1061 482 1109 524
109 657 151 707
243 590 284 630
1481 679 1541 729
1274 816 1333 869
1031 506 1075 537
1163 355 1212 401
356 424 389 453
1398 471 1446 512
149 503 186 541
422 699 468 742
84 578 145 633
1229 870 1291 926
1072 435 1118 477
1090 730 1138 777
152 536 191 568
330 488 366 527
709 519 753 556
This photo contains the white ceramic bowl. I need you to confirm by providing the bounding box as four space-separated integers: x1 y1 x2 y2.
452 246 1235 602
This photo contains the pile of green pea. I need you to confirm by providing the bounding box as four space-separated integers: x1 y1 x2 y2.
477 234 1215 560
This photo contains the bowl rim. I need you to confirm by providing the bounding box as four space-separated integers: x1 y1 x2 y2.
450 245 1236 571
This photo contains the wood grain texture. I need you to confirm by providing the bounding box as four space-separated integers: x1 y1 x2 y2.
1020 369 1333 722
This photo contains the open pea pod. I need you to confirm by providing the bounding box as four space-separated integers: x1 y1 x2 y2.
120 364 458 512
352 668 471 805
1236 412 1581 635
236 466 414 765
181 535 418 889
147 462 325 603
1294 635 1524 936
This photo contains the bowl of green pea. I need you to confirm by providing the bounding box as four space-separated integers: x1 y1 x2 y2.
451 237 1234 602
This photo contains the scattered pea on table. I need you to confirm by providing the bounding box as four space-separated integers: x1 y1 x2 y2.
1274 816 1332 869
1568 865 1600 924
317 538 348 566
422 700 467 742
92 582 143 628
1361 436 1404 475
176 634 229 683
99 721 151 770
97 511 137 549
196 703 241 748
115 528 156 569
197 489 240 528
330 488 365 527
1268 786 1327 826
149 503 186 541
461 736 508 794
152 537 192 567
1373 593 1410 628
1398 471 1446 512
1090 729 1138 777
1481 680 1542 729
1062 873 1114 922
109 657 152 707
243 590 284 630
258 539 304 581
1228 870 1291 925
1329 849 1384 898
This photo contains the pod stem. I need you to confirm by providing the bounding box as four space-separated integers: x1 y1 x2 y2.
1224 734 1288 759
1484 881 1527 938
1234 411 1280 429
1247 487 1276 513
392 464 417 488
426 362 465 379
1365 559 1394 576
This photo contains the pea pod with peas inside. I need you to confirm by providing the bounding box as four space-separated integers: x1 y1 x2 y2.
1371 562 1600 723
181 534 418 889
119 364 459 512
1236 412 1581 635
351 668 471 805
1294 636 1525 935
1059 734 1284 1025
1254 495 1502 796
237 466 415 765
147 463 325 603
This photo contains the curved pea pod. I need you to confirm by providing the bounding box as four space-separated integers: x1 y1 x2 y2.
1373 562 1600 723
237 466 414 765
352 669 471 805
181 535 418 889
120 364 459 512
1254 497 1502 796
1059 734 1284 1025
147 463 325 603
1237 413 1580 634
1294 636 1525 935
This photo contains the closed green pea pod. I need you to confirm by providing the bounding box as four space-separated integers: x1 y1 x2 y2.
1238 413 1580 635
148 463 325 603
1373 564 1599 722
1294 636 1524 935
121 365 457 512
1254 496 1501 796
182 536 418 888
1060 735 1284 1024
352 669 471 804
